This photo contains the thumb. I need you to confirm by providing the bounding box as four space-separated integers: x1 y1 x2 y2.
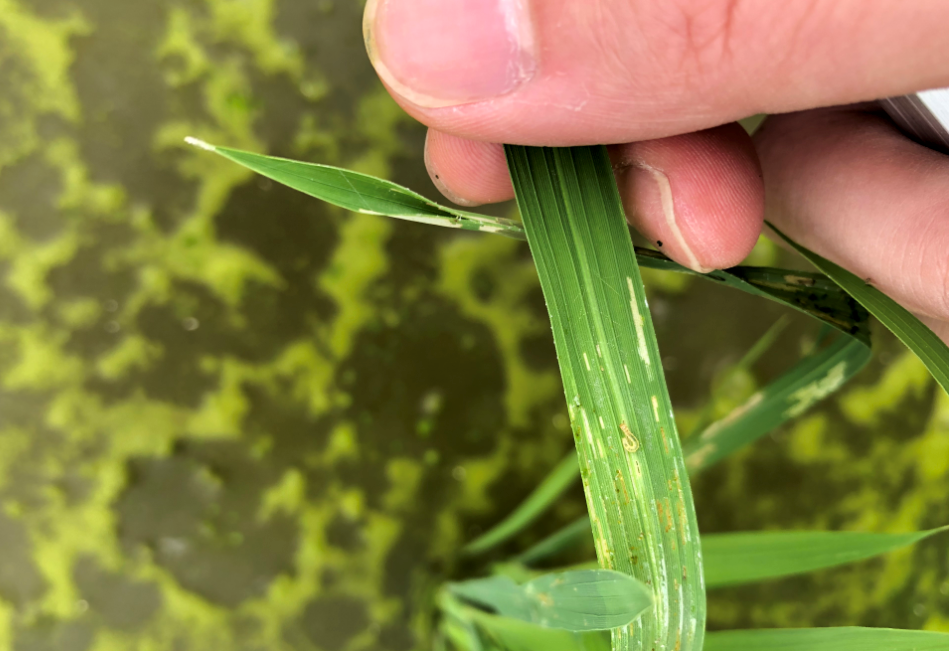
364 0 949 145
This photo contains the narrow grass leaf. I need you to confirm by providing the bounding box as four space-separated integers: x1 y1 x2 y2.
507 145 705 651
769 222 949 395
464 453 579 556
704 627 949 651
703 526 949 588
450 569 651 632
683 336 871 471
515 516 592 566
184 138 525 238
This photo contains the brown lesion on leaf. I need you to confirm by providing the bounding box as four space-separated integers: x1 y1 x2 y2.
620 422 639 453
784 274 817 287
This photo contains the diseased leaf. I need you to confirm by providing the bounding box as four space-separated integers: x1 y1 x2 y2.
703 527 949 588
506 145 705 651
703 627 949 651
770 221 949 395
683 336 871 470
450 570 652 632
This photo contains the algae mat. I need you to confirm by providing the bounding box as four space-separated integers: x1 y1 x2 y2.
0 1 947 649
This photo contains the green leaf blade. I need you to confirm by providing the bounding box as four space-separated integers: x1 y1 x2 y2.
184 138 526 239
506 144 705 651
704 627 949 651
703 527 948 588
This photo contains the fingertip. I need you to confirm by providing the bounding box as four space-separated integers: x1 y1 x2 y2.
424 129 514 206
613 123 764 272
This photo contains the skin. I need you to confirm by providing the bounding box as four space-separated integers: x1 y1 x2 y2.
364 0 949 344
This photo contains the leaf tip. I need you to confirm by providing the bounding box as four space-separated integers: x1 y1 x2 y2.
184 136 216 152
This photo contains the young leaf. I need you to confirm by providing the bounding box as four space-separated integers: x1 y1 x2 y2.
703 627 949 651
702 526 949 588
450 569 652 632
184 138 525 239
507 144 705 651
464 453 579 556
769 221 949 396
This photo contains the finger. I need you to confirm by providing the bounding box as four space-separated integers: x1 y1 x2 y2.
424 130 512 206
612 122 764 272
364 0 949 145
755 107 949 322
426 123 763 273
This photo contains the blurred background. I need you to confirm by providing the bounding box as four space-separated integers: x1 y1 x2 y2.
0 0 947 649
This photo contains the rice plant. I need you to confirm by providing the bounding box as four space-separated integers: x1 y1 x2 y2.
185 136 949 651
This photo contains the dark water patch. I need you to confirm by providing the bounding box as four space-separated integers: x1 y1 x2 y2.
215 175 339 322
0 511 47 606
296 594 369 651
324 513 364 550
71 0 190 230
693 437 863 534
338 295 504 462
378 621 416 651
239 382 331 472
382 220 443 288
518 330 557 372
116 447 298 607
381 523 430 599
469 267 497 303
13 618 94 651
0 264 31 324
74 556 162 631
0 151 64 242
46 223 137 304
274 0 374 115
123 282 225 406
248 70 313 157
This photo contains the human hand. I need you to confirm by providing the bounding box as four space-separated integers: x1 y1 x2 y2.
363 0 949 343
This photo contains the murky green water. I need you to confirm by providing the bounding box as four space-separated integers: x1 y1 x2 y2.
0 1 947 649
